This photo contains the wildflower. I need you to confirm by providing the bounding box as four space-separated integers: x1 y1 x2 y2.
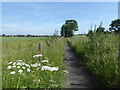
49 67 59 71
33 54 42 58
16 60 23 62
25 64 30 68
41 66 59 71
34 63 39 67
38 63 41 66
7 66 12 69
31 63 40 67
17 66 20 69
16 62 23 66
12 66 16 68
16 62 20 65
41 66 50 70
27 68 31 72
22 66 25 69
31 64 36 67
63 70 68 74
22 62 25 65
10 71 16 75
13 62 16 65
8 62 13 64
42 60 49 63
18 69 23 74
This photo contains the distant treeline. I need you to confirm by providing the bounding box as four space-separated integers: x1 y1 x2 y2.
1 34 54 37
1 34 87 37
87 19 120 36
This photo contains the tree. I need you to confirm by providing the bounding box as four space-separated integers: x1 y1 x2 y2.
96 22 105 33
27 34 31 37
109 19 120 34
2 34 6 37
60 20 78 37
88 30 93 36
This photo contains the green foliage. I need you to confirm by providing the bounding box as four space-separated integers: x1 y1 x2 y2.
109 19 120 34
96 22 105 33
88 30 94 36
2 37 66 88
61 20 78 37
87 22 105 37
69 34 119 87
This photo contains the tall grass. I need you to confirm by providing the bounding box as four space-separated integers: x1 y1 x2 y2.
69 34 120 87
2 37 66 88
0 37 2 89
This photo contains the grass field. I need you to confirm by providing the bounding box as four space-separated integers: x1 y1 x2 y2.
2 34 120 88
69 34 120 87
0 37 2 89
2 37 66 88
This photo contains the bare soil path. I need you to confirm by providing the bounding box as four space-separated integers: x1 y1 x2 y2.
64 42 101 88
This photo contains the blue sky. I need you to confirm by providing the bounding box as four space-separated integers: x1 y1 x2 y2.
2 2 118 35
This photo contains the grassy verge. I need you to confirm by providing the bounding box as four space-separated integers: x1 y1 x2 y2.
0 37 2 89
2 37 66 88
69 34 120 87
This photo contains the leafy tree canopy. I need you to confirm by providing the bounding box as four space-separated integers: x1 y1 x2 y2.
61 20 78 37
109 19 120 34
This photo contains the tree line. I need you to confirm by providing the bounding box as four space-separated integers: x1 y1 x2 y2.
60 19 120 37
1 34 51 37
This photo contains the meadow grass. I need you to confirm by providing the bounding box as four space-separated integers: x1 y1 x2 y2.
0 37 2 89
2 37 66 88
69 34 120 87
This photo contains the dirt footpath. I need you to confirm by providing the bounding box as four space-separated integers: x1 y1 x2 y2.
63 42 101 88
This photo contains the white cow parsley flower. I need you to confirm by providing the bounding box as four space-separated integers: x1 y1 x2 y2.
22 66 25 69
42 60 49 63
33 54 42 58
13 62 16 65
27 68 31 72
17 66 20 69
16 62 23 66
31 63 40 67
18 69 23 74
41 66 59 71
8 62 13 64
25 64 30 68
12 66 16 68
16 60 23 62
7 66 12 69
10 71 16 75
41 66 50 70
48 67 59 71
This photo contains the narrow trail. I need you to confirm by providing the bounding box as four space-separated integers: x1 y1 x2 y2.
64 42 101 88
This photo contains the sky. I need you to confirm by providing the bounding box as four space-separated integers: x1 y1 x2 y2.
2 2 118 35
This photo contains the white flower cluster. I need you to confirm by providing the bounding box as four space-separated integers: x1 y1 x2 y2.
33 54 42 58
7 60 31 75
7 58 59 75
31 63 41 67
42 60 49 63
41 66 59 71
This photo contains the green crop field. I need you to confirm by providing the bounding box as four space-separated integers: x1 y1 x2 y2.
2 37 66 88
